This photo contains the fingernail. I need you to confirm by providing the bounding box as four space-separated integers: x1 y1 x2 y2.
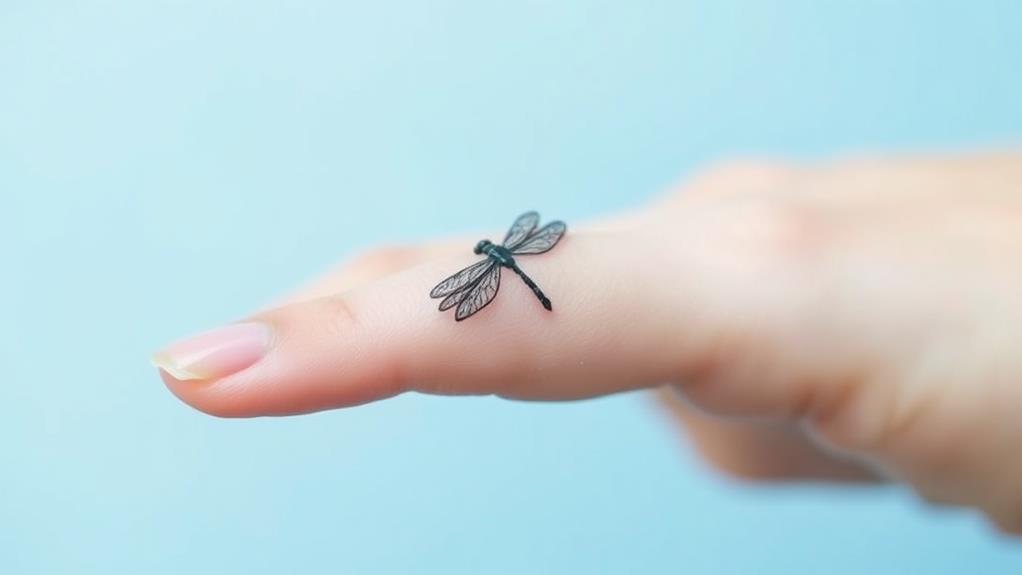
151 322 271 381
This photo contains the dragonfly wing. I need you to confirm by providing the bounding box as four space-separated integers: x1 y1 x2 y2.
439 280 475 311
430 260 494 298
510 221 566 255
455 264 502 321
502 211 540 249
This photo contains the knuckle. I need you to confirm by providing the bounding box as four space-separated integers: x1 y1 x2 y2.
316 291 362 340
692 158 800 193
703 197 830 272
349 244 420 275
679 160 826 268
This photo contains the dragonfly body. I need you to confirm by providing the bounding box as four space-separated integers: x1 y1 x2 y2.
474 239 514 265
431 212 566 321
475 239 552 310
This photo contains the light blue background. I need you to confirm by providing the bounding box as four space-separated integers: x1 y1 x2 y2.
3 1 1022 573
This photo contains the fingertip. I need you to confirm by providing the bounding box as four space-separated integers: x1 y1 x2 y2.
153 295 409 417
157 368 251 418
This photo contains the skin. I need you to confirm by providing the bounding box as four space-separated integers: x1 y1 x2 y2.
160 151 1022 534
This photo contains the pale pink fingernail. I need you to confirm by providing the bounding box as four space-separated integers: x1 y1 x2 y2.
151 322 271 381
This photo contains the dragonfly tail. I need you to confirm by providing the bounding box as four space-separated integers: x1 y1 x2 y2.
510 264 552 311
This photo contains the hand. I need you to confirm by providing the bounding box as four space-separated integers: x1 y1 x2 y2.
152 151 1022 533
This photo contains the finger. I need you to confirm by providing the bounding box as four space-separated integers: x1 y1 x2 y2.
154 196 845 419
155 221 691 416
653 159 802 210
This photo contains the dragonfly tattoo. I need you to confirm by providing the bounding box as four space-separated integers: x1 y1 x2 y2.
430 211 567 321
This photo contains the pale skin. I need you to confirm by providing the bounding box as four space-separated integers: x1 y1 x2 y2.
156 151 1022 534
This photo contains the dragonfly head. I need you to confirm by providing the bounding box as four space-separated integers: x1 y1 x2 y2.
473 239 492 255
